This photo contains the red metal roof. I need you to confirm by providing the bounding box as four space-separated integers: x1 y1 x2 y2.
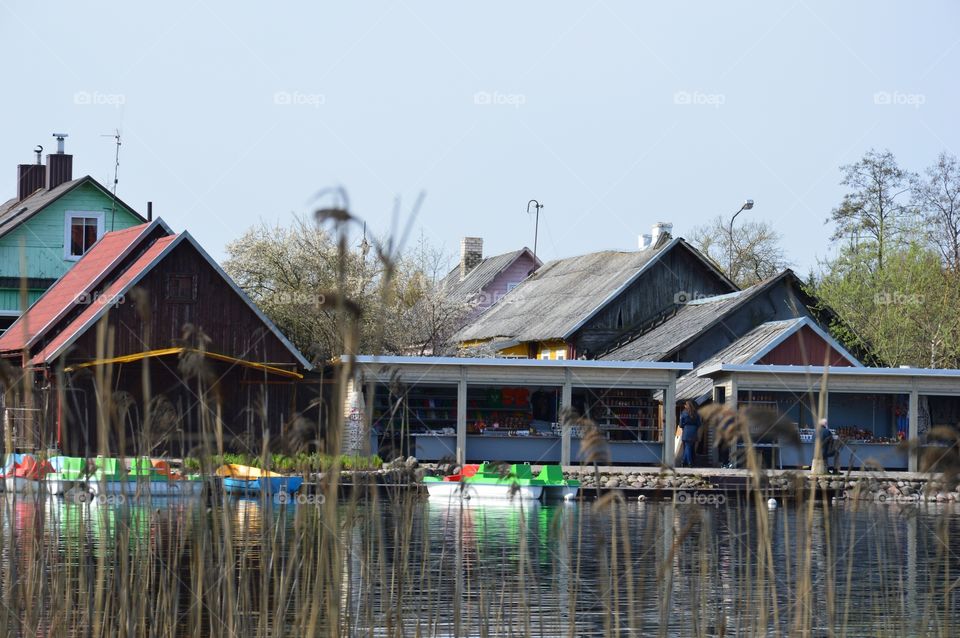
0 223 157 354
31 234 179 365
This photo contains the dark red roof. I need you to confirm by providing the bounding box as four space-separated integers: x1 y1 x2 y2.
0 223 157 353
31 234 179 365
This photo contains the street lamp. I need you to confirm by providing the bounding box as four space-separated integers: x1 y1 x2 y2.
527 199 544 272
728 199 754 279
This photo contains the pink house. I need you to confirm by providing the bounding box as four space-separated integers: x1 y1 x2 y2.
439 237 539 320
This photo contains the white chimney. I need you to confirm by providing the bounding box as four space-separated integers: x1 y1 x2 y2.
650 222 673 248
640 222 673 250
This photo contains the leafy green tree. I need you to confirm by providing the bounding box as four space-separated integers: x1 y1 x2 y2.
817 243 960 368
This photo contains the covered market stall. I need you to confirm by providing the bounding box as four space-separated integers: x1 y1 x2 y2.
347 356 691 466
698 364 960 471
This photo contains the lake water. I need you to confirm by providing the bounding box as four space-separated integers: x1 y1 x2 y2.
1 491 958 636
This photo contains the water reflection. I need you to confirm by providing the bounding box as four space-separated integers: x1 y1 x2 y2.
0 492 958 636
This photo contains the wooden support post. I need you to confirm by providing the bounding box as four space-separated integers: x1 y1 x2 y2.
456 367 467 466
663 378 677 467
726 377 738 411
561 368 572 466
364 380 375 456
908 388 919 472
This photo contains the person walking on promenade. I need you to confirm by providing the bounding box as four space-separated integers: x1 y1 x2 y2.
680 400 702 468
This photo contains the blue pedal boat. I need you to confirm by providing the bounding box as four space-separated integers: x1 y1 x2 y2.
216 464 303 496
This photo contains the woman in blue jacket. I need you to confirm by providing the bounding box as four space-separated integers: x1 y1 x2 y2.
680 400 702 467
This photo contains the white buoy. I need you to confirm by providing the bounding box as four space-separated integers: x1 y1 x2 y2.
637 494 646 502
563 492 575 501
767 498 778 509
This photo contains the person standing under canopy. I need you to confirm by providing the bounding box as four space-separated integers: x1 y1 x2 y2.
680 400 702 468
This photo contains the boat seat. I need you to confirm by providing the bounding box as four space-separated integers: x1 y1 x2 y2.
536 465 565 483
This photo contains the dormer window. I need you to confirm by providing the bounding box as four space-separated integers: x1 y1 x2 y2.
64 212 104 260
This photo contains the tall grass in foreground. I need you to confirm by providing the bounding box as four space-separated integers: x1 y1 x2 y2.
0 203 958 636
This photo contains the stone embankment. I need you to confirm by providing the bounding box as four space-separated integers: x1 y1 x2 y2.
569 468 960 503
334 460 960 503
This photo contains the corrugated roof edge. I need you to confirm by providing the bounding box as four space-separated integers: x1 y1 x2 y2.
35 234 183 365
347 354 692 370
37 231 312 371
0 219 172 353
698 363 960 378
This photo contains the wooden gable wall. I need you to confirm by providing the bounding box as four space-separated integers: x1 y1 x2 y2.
573 244 734 356
673 277 824 365
757 325 855 366
64 239 300 367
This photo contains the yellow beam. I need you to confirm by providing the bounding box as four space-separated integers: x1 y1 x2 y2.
65 347 303 379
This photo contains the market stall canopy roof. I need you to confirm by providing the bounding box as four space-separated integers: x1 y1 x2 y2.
675 317 861 404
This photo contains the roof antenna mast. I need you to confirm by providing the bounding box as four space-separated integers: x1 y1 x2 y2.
526 199 543 273
101 129 122 230
101 129 122 196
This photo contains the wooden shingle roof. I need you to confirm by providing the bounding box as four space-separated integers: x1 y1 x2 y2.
455 238 726 343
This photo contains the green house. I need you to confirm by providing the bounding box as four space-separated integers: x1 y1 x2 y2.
0 140 145 331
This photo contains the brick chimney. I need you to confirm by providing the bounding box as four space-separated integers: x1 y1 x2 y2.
46 133 73 190
460 237 483 280
17 145 45 201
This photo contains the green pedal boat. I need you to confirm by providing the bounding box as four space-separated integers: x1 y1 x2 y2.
423 463 579 501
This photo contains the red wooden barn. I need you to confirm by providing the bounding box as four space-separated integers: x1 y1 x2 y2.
0 218 312 457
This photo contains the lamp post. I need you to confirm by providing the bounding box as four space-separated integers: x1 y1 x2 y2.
727 199 754 279
527 199 544 271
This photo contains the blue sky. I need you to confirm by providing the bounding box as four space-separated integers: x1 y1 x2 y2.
2 1 958 275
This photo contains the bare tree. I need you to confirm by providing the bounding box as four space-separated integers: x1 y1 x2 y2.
223 215 465 361
690 216 791 287
912 152 960 273
394 233 474 355
828 149 914 269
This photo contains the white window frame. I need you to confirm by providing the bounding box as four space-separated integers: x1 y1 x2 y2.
64 211 105 261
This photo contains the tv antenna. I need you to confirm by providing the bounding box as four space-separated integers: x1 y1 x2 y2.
101 130 122 230
526 199 544 273
101 129 122 196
